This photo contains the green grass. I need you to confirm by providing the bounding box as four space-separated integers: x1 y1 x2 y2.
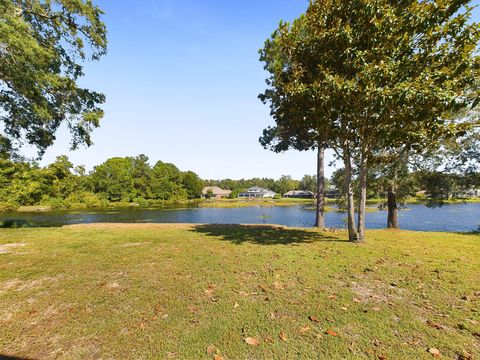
198 198 315 208
0 224 479 359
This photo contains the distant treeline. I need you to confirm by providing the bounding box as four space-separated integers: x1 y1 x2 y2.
0 155 478 212
204 175 331 198
0 154 204 211
207 170 480 201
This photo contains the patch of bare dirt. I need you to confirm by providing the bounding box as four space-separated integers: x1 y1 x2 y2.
351 280 404 304
120 242 150 247
0 243 27 254
0 276 61 293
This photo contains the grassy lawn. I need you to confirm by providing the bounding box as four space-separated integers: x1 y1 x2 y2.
198 198 315 208
0 225 479 359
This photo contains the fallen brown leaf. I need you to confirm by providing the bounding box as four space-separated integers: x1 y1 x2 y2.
299 326 311 333
259 284 268 292
233 302 239 309
427 320 444 330
309 315 320 323
205 285 215 296
245 337 260 346
206 345 215 354
263 335 274 344
214 356 224 360
458 352 473 360
325 329 338 337
428 348 441 357
279 332 287 341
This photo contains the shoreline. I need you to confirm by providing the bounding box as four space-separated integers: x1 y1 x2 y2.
1 196 479 214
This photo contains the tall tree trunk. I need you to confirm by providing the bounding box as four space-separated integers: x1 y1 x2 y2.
343 152 359 242
314 147 326 229
357 155 368 241
387 186 399 229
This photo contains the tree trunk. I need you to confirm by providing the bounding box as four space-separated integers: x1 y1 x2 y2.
314 147 326 229
357 155 368 241
387 186 399 229
343 152 359 242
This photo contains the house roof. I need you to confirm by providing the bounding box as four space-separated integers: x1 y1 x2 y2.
283 190 314 196
202 186 232 195
246 187 275 194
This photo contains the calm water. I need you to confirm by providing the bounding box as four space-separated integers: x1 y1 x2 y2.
1 203 479 232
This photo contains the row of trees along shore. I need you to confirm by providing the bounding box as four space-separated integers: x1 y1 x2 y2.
259 0 479 241
0 155 204 210
1 153 477 215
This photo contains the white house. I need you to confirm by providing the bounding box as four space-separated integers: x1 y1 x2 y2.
238 186 276 198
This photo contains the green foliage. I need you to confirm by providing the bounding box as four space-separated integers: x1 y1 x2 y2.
91 158 135 201
0 0 108 157
150 161 187 201
260 0 480 239
182 171 204 199
0 154 203 210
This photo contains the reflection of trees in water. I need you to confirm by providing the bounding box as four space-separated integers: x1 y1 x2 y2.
377 202 408 211
425 200 445 209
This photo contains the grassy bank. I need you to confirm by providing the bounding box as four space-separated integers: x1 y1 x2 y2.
199 198 315 208
1 225 479 359
3 196 479 214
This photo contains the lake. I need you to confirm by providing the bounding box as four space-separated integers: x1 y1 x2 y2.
1 203 479 232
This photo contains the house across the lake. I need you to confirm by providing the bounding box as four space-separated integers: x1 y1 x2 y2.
325 189 339 198
283 190 314 199
238 186 276 198
202 186 232 199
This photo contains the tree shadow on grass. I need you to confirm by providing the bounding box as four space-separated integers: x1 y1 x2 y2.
0 355 34 360
191 224 347 245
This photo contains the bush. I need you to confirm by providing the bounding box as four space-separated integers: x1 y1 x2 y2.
0 202 17 212
40 196 67 210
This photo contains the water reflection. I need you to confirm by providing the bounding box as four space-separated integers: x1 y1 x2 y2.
0 203 478 232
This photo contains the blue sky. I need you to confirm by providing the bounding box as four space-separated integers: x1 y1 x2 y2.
31 0 479 180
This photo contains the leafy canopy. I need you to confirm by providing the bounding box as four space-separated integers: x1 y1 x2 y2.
0 0 107 157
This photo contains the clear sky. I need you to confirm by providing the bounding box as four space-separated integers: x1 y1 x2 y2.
29 0 479 180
